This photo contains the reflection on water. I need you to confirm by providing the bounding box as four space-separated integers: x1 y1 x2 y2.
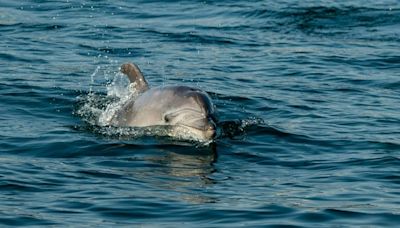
140 143 218 204
89 142 219 204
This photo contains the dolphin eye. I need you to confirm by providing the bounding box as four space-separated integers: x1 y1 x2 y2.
164 115 170 123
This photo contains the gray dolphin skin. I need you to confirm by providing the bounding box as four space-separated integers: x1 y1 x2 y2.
109 62 217 141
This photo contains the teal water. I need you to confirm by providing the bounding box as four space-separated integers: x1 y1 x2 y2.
1 0 400 227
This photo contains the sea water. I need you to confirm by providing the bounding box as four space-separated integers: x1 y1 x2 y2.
1 0 400 227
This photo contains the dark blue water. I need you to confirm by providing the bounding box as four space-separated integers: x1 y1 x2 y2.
1 0 400 227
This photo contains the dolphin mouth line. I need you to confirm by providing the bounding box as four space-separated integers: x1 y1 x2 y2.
164 108 206 118
177 123 210 131
178 117 216 131
164 108 215 131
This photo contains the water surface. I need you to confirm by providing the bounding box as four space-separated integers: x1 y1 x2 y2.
1 0 400 227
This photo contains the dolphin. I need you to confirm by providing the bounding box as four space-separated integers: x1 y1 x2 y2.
106 62 217 141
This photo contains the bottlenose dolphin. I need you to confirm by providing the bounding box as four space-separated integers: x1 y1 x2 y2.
106 63 217 141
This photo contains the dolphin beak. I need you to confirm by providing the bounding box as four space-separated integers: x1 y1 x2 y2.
204 119 217 139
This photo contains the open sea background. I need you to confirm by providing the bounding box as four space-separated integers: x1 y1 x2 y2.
1 0 400 227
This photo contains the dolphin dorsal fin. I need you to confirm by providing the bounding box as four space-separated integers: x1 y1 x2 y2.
120 62 149 93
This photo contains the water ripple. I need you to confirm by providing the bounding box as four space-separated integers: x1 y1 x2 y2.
1 0 400 227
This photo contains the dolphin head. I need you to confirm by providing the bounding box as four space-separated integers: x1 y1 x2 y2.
114 63 217 142
161 87 217 141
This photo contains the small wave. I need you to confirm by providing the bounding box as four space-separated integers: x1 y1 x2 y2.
0 53 48 64
0 182 41 192
221 5 398 42
19 23 67 30
342 156 400 167
139 28 240 46
283 6 400 38
0 215 56 226
78 44 146 57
